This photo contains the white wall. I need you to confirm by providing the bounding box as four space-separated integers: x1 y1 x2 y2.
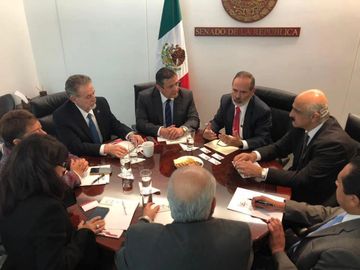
0 0 39 98
23 0 360 127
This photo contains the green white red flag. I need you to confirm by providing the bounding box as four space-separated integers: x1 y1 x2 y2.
156 0 189 88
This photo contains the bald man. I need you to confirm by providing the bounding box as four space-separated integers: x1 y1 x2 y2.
115 166 253 270
233 89 359 205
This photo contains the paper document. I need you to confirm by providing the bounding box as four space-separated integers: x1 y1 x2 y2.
157 135 187 145
204 140 239 155
98 196 139 238
227 187 285 222
80 165 111 186
152 198 173 225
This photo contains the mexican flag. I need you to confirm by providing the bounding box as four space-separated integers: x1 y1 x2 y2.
156 0 190 89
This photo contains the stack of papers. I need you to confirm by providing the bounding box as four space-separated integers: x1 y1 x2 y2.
98 196 139 238
227 187 285 223
80 165 111 186
157 135 187 145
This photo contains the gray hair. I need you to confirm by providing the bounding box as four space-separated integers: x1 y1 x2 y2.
167 166 216 222
65 74 92 97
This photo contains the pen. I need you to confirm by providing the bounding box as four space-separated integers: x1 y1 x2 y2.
122 200 127 216
250 198 274 207
91 173 105 185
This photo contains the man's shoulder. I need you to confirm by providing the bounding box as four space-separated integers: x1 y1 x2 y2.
54 100 73 117
252 95 271 112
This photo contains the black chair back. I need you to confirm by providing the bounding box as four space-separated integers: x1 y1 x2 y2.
0 94 15 119
30 92 68 136
255 86 296 142
345 113 360 143
134 82 156 111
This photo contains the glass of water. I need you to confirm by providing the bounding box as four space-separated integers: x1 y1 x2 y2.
186 129 195 151
140 169 152 195
120 153 131 178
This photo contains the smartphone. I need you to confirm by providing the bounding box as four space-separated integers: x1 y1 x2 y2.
86 206 109 220
89 167 112 175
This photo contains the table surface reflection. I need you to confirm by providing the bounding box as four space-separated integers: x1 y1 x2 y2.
71 134 291 251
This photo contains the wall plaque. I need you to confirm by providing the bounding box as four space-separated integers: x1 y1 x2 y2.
222 0 278 23
194 27 300 37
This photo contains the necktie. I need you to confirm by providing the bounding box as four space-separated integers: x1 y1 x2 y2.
165 99 172 127
297 134 310 169
87 113 101 144
232 106 241 136
289 212 346 254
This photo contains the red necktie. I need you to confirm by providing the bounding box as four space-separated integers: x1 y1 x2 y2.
232 106 241 136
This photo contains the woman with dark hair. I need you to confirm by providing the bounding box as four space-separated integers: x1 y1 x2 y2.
0 134 105 270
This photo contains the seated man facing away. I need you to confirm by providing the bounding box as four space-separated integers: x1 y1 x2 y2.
233 89 359 205
0 110 87 189
203 71 272 150
116 166 253 270
136 67 200 140
252 156 360 269
54 74 143 157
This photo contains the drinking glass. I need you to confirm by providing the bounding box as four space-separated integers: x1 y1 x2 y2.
186 130 195 151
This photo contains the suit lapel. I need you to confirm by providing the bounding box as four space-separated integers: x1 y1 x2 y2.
173 91 183 126
93 103 105 138
242 96 255 139
68 101 94 141
153 89 164 125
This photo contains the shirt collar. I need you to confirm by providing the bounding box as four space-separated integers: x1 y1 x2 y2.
232 98 250 112
306 122 325 142
74 103 95 119
159 91 174 103
343 213 360 223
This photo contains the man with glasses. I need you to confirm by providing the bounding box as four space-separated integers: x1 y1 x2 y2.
54 74 143 157
203 71 272 150
233 89 359 205
136 67 200 140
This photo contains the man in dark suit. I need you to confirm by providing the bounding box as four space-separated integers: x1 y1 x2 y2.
233 89 358 205
54 74 143 157
251 156 360 269
115 166 253 270
136 67 200 139
203 71 272 150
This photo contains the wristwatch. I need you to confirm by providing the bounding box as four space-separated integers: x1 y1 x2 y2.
181 126 188 133
260 168 267 181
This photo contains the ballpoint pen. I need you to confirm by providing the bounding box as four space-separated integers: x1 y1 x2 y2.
122 200 128 215
91 173 105 185
249 198 274 207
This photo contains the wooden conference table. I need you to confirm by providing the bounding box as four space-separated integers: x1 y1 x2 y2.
71 133 291 251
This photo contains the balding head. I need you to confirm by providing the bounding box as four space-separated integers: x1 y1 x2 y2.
167 166 216 222
289 89 330 130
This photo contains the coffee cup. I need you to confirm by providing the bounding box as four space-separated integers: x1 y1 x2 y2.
141 141 154 158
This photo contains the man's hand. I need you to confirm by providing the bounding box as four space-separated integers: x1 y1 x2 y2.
129 134 144 146
203 123 217 141
143 202 160 221
233 160 263 178
104 144 128 158
233 152 257 163
268 218 286 254
160 125 184 140
219 134 243 147
251 195 285 212
70 158 89 176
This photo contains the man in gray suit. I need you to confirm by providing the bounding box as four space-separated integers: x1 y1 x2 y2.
115 166 253 270
136 67 200 139
252 155 360 269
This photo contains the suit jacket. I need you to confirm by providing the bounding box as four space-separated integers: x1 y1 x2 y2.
257 117 359 205
273 200 360 270
0 195 98 270
54 97 132 156
135 87 200 136
210 94 272 149
115 218 253 270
